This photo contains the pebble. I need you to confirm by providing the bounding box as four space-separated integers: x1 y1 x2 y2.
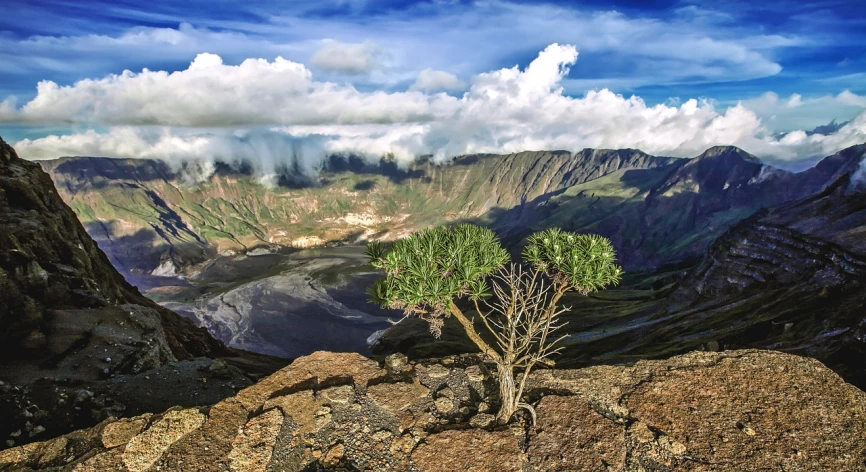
9 430 21 437
5 440 13 448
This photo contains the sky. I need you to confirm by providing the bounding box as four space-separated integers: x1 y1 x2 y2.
1 0 865 175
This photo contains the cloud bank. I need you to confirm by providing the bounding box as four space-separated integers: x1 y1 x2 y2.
8 44 866 179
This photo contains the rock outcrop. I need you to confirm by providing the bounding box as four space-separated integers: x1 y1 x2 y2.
0 137 281 450
2 349 864 471
0 136 225 360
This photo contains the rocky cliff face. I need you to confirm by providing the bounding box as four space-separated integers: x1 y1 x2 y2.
1 349 864 471
0 137 226 360
495 145 863 269
657 171 866 386
0 137 274 450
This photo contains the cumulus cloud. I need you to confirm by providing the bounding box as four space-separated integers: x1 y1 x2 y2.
10 43 866 180
310 40 385 75
5 52 455 126
411 69 465 92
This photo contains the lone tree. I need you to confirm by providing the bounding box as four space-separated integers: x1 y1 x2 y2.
366 224 622 424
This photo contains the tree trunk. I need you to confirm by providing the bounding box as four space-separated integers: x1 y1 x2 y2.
496 363 518 424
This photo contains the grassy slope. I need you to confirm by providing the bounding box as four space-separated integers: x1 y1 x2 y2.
42 150 679 270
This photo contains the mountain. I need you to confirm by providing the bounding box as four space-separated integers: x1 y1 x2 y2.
2 350 865 471
0 137 284 450
374 145 866 389
41 145 861 280
39 149 678 276
492 145 860 268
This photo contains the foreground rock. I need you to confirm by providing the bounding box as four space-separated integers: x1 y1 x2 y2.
2 349 864 471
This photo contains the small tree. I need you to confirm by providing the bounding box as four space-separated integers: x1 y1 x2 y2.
366 224 622 424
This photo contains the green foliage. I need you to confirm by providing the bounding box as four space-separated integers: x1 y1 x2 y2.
365 224 509 315
522 228 623 294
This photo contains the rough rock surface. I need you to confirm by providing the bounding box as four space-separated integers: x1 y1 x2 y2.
0 137 282 450
2 349 864 471
0 137 225 360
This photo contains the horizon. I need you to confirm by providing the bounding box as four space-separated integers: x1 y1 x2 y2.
1 0 865 170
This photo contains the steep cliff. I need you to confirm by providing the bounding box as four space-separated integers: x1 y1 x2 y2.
0 137 227 360
0 137 273 450
1 349 864 471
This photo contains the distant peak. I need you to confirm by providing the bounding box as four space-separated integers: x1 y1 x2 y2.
694 145 761 163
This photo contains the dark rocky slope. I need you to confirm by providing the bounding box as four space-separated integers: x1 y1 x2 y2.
494 145 864 269
0 138 284 450
1 350 864 471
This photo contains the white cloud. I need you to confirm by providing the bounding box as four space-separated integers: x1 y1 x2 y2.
10 44 866 176
6 53 456 126
411 69 465 92
310 40 385 75
740 91 866 131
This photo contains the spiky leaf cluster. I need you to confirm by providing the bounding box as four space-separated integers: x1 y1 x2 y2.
522 228 623 293
366 224 510 318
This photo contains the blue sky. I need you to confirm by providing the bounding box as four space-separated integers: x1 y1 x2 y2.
1 0 865 167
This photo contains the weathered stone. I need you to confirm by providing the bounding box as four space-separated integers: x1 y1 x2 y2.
469 413 495 428
35 437 67 468
384 353 410 377
529 395 625 471
624 350 866 471
367 380 429 416
320 385 355 405
464 365 486 382
321 443 345 468
101 414 151 448
433 397 454 414
425 364 450 379
121 408 205 472
411 429 526 471
235 352 385 411
228 409 284 472
2 350 865 472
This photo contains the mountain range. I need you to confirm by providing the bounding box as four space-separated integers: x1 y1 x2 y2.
39 145 864 276
34 142 866 391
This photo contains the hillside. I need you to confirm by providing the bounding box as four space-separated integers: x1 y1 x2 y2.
0 137 285 450
41 145 863 279
2 350 865 471
40 150 678 275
